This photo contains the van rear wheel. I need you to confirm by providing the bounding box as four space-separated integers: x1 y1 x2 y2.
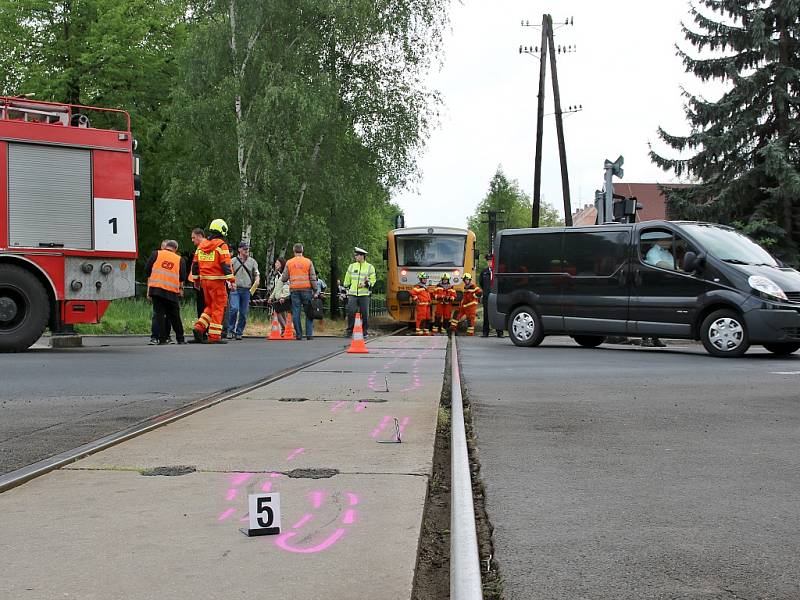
762 342 800 356
700 309 749 357
572 335 605 348
508 306 544 347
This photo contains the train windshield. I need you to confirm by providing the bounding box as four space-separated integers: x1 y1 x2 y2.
395 234 466 267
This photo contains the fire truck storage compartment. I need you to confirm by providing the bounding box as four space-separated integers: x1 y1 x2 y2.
8 143 92 249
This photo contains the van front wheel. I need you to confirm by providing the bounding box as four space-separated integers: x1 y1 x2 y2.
508 306 544 347
700 309 750 357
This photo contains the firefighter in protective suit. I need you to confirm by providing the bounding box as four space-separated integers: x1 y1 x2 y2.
450 272 482 335
192 219 234 343
433 273 457 334
409 272 432 335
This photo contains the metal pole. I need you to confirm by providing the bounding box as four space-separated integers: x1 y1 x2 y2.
546 15 573 226
532 15 549 228
450 337 483 600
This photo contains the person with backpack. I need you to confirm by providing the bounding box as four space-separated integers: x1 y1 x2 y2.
227 241 260 340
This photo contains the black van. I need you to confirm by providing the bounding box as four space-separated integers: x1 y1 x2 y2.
488 221 800 357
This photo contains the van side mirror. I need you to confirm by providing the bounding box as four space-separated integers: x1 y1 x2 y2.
683 251 705 272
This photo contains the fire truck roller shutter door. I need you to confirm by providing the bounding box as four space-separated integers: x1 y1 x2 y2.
8 144 92 249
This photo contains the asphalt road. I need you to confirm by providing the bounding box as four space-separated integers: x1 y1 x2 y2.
459 335 800 600
0 335 348 475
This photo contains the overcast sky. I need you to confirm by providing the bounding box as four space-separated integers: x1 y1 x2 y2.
392 0 708 229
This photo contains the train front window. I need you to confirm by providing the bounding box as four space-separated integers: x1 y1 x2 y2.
395 235 466 267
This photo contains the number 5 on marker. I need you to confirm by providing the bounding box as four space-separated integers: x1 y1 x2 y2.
244 493 281 536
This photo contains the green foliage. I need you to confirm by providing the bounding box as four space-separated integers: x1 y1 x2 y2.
1 0 449 287
0 0 189 268
163 0 449 285
651 0 800 264
467 167 563 268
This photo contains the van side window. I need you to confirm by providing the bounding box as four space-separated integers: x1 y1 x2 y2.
640 229 695 271
562 231 628 276
498 233 562 273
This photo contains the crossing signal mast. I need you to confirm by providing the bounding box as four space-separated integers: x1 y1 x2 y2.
520 15 580 228
595 155 642 224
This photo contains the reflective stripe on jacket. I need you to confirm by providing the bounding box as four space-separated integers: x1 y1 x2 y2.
343 261 376 296
285 256 313 289
148 250 181 294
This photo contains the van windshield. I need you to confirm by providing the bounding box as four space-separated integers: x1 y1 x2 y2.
681 224 778 267
395 235 466 267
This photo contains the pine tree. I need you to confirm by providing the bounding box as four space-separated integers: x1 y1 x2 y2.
650 0 800 263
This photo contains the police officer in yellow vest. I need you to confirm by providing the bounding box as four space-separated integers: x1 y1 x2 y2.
344 247 377 337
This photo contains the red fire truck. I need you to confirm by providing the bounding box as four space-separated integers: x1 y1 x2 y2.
0 96 139 352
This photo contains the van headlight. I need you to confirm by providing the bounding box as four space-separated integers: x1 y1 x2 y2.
748 275 788 302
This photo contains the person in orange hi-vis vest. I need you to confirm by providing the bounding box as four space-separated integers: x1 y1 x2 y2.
146 239 187 344
410 272 432 335
450 272 482 336
191 219 234 344
433 273 457 334
281 242 320 340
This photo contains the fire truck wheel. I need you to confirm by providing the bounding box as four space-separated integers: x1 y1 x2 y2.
0 264 50 352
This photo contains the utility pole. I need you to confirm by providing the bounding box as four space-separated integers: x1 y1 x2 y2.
547 24 572 226
521 15 578 228
532 15 549 228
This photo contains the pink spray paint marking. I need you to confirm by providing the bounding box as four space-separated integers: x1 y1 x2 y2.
225 488 237 501
347 492 359 506
217 508 236 522
270 471 282 478
399 416 411 436
342 509 357 525
286 447 305 461
261 481 272 492
230 472 254 486
274 529 347 554
330 400 347 413
292 514 314 529
310 490 324 509
354 401 367 413
371 415 392 438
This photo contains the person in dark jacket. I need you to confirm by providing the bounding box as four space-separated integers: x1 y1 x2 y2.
480 254 503 338
146 239 188 345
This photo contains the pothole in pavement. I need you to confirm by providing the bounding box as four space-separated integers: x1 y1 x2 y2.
140 465 197 477
278 397 309 402
284 468 339 479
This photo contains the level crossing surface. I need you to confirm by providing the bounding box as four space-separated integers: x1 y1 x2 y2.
459 335 800 599
0 334 447 599
0 335 348 475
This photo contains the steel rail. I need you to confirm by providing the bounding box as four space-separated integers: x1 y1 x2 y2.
0 327 404 494
450 336 484 599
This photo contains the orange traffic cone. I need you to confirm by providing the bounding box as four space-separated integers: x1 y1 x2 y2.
282 316 297 340
347 312 369 354
267 311 282 340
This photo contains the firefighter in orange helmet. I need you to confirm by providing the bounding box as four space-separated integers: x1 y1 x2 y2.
433 273 457 334
191 219 234 344
450 272 482 336
409 272 432 336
